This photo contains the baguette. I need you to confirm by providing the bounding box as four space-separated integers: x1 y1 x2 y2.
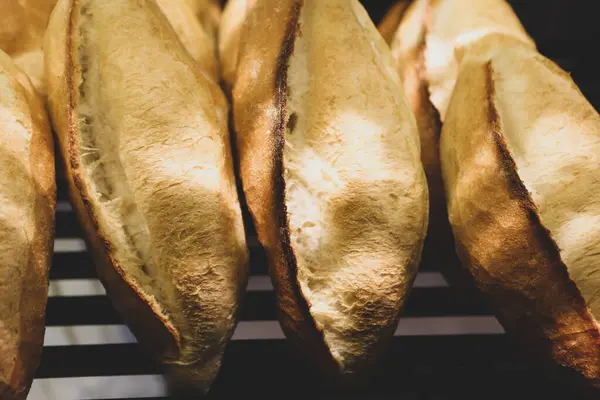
441 39 600 391
0 0 58 96
45 0 248 393
387 0 600 390
0 50 55 400
223 0 428 380
380 0 535 288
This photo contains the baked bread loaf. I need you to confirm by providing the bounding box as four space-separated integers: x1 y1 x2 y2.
223 0 428 381
45 0 248 393
441 39 600 391
380 0 535 288
0 0 58 96
0 50 55 400
385 0 600 391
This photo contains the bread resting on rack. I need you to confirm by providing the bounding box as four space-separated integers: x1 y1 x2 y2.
222 0 428 382
44 0 248 394
383 0 600 391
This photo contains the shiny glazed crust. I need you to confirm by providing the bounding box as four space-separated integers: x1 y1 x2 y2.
44 0 248 394
0 51 55 400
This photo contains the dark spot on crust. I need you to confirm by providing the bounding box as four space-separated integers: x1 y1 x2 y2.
270 0 340 377
286 112 298 133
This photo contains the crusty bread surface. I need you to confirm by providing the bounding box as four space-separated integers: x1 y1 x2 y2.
381 0 536 288
226 0 428 380
0 50 55 400
155 0 221 81
384 0 600 390
45 0 248 393
441 41 600 389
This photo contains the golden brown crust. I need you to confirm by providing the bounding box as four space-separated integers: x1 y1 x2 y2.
232 0 337 376
232 0 427 382
441 58 600 390
45 0 248 393
272 0 341 378
0 52 55 400
65 0 182 359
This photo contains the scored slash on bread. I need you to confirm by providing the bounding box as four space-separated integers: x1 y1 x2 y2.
379 0 536 289
0 50 56 400
383 0 600 391
44 0 248 394
442 41 600 392
222 0 428 381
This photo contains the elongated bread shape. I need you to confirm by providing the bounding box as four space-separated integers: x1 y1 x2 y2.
45 0 248 393
381 0 535 289
227 0 428 379
0 0 58 96
441 42 600 389
155 0 220 81
0 50 55 400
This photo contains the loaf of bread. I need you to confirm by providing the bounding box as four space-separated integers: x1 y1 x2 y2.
380 0 535 288
45 0 248 393
222 0 428 381
442 39 600 391
0 0 58 96
0 50 55 400
383 0 600 391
